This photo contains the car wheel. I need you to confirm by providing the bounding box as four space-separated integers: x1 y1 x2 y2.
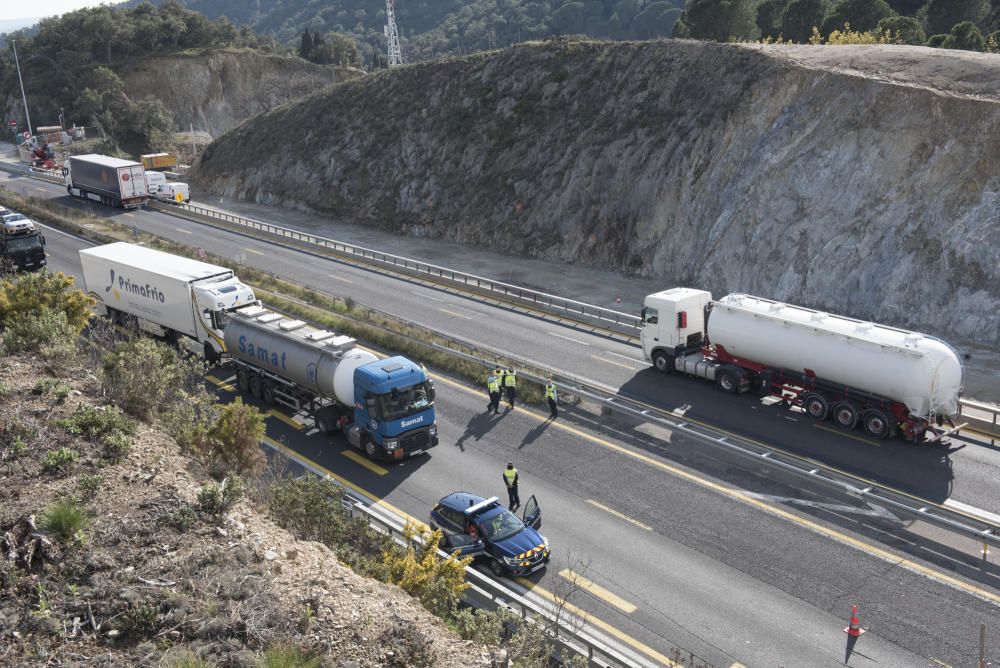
489 559 506 577
803 393 829 421
652 351 673 374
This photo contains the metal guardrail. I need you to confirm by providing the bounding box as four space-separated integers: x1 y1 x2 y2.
958 399 1000 443
152 199 642 336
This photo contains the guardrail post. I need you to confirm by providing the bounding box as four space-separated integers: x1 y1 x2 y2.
979 623 986 668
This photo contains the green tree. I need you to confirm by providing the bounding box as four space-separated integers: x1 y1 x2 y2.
876 15 925 43
926 0 989 35
673 0 759 41
885 0 923 13
0 271 93 334
299 28 314 58
822 0 895 34
942 20 987 49
780 0 829 41
125 97 175 152
926 33 948 46
206 397 266 477
758 0 791 38
551 2 588 33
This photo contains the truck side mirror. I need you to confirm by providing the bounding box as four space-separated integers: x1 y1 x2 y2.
427 383 436 402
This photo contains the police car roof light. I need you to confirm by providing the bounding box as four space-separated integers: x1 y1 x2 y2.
464 496 500 516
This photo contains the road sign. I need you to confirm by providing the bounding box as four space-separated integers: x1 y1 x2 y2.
8 120 16 127
197 247 206 260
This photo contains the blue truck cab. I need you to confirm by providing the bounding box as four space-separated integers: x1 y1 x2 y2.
431 493 549 578
348 356 438 461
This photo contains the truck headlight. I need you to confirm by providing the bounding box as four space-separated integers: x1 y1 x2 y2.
384 439 399 450
429 424 438 437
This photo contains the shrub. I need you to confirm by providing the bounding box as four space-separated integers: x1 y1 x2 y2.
120 602 159 638
41 498 87 541
161 387 218 453
876 16 925 44
164 653 214 668
41 447 78 473
77 474 104 499
101 338 203 421
260 645 321 668
824 24 899 44
942 21 986 51
197 476 245 515
33 378 72 401
0 271 94 334
59 404 135 441
1 310 76 354
382 523 471 616
204 398 266 477
101 432 132 463
1 416 37 460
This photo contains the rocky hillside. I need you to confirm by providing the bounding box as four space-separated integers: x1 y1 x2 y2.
0 353 487 667
189 39 1000 344
121 49 361 137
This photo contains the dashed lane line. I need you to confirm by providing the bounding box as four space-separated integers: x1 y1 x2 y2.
328 273 353 284
586 499 652 531
590 353 641 370
559 568 638 614
439 307 473 320
244 248 265 256
267 409 304 431
340 449 389 476
812 423 881 447
548 331 591 347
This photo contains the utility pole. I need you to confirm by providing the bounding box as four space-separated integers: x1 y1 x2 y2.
384 0 402 68
12 40 33 140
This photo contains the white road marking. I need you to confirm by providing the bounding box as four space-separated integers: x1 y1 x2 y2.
605 350 643 363
590 354 639 370
414 291 444 302
944 499 1000 525
245 248 264 256
439 307 473 320
548 331 591 347
176 228 192 234
746 493 900 521
328 273 353 284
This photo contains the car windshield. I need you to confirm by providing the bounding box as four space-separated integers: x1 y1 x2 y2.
5 236 41 252
378 382 433 421
3 214 27 222
477 510 525 542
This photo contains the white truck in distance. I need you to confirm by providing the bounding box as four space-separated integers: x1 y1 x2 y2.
64 154 148 209
79 243 257 362
641 288 964 443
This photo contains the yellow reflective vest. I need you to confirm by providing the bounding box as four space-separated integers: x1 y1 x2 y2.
545 383 557 400
504 371 516 387
503 468 518 487
488 376 500 393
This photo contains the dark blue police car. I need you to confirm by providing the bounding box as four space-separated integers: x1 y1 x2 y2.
430 492 550 577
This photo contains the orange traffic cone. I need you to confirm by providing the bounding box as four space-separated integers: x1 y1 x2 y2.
844 605 866 637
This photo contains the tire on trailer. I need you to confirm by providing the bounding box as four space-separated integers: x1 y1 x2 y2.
862 409 892 439
262 382 276 405
248 374 263 399
652 350 673 374
803 393 829 421
716 367 739 394
236 369 250 393
831 402 860 430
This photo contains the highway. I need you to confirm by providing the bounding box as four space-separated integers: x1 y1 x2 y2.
16 178 999 667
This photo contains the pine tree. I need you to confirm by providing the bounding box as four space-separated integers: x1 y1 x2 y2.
299 28 314 59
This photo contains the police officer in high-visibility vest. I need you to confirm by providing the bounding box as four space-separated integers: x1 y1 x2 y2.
503 462 520 510
503 367 517 410
486 372 502 415
545 380 558 419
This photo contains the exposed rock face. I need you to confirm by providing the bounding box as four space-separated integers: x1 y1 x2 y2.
121 48 360 136
190 39 1000 343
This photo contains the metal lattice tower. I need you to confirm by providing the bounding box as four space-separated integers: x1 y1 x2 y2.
384 0 403 67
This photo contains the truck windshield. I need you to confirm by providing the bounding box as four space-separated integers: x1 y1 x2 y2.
4 236 42 252
478 510 525 542
378 382 433 421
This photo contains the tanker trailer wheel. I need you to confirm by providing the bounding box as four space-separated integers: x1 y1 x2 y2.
652 351 673 374
248 374 263 399
236 369 250 393
262 382 276 405
831 402 859 430
803 393 829 421
716 368 739 394
862 409 891 439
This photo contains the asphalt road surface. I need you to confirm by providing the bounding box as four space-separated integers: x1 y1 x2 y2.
25 201 1000 667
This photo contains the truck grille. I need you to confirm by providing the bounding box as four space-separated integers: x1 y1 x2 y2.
401 431 430 452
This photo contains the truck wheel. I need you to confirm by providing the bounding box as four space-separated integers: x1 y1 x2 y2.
315 415 332 435
236 369 249 393
248 374 263 399
203 342 220 366
66 185 72 196
716 369 739 394
832 402 859 430
803 394 829 421
364 439 378 460
262 383 276 405
489 559 506 577
652 351 673 374
862 409 891 439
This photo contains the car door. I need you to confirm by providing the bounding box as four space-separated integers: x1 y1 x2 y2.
438 531 486 558
521 495 541 529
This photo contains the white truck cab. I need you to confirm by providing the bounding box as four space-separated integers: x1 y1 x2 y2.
641 288 712 372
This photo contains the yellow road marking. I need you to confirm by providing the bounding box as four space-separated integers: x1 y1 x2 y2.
245 248 264 255
340 449 389 476
516 577 679 666
267 409 304 430
431 374 1000 607
558 569 637 613
730 663 748 668
439 307 473 320
259 436 669 665
930 659 953 668
328 273 353 284
586 499 652 531
812 423 881 447
176 228 193 235
207 375 236 392
590 354 639 370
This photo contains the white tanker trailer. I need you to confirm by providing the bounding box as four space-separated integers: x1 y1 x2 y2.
641 288 964 443
223 304 439 461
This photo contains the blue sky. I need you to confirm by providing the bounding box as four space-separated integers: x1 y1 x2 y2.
1 1 127 22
